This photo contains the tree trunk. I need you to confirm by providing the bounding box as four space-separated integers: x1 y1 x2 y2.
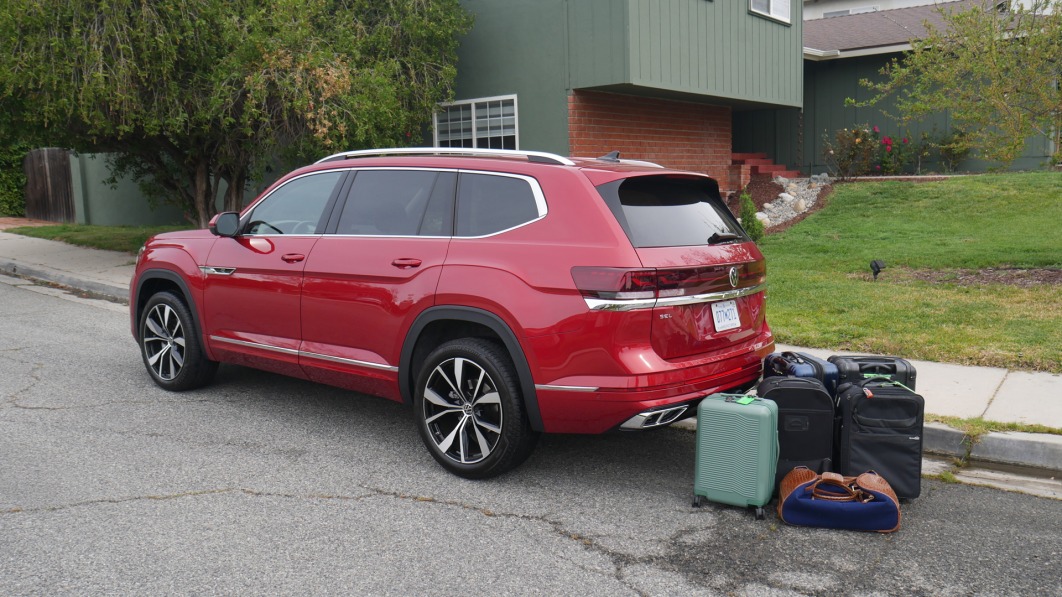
224 169 245 213
193 159 212 228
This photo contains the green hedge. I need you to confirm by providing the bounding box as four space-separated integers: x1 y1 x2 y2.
0 143 29 216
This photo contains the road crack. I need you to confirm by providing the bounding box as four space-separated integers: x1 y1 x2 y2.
1 487 378 515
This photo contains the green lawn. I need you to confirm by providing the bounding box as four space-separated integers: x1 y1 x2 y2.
760 172 1062 372
5 224 187 254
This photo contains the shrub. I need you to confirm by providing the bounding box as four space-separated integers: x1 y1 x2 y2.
879 134 913 175
936 131 971 173
739 191 763 242
822 125 878 180
0 142 29 216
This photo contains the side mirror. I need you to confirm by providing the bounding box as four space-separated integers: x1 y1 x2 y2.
209 212 241 237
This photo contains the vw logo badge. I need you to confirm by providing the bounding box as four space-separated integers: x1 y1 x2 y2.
728 267 739 288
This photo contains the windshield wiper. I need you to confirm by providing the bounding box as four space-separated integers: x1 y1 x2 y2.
706 232 742 244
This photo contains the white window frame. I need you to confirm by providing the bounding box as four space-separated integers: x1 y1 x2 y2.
750 0 791 24
433 94 519 150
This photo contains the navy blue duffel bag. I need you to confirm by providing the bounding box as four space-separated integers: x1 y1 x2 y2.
777 467 901 533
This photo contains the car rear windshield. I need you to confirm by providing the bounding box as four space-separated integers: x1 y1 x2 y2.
594 175 748 248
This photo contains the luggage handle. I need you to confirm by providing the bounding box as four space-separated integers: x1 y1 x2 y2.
780 351 806 364
808 472 871 503
859 362 898 375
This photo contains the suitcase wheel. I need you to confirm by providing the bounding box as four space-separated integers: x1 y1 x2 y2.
692 495 703 508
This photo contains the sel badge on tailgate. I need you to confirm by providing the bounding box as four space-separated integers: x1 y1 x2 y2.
711 299 741 332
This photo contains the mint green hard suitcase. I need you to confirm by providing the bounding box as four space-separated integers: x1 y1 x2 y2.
692 394 779 519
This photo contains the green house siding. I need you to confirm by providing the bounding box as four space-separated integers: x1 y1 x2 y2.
450 0 573 155
735 53 1054 175
454 0 804 153
623 0 802 107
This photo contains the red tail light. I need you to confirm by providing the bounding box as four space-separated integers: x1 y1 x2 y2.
572 263 765 302
570 267 657 300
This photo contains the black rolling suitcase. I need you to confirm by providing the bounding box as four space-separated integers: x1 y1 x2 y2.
757 376 835 490
835 379 924 499
763 351 840 396
828 355 917 390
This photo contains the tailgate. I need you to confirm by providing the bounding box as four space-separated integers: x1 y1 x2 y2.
636 245 767 360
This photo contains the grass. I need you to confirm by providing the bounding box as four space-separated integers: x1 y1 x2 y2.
5 224 186 254
927 415 1062 438
760 172 1062 373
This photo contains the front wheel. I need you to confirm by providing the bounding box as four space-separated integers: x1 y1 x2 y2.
139 291 218 391
414 338 538 479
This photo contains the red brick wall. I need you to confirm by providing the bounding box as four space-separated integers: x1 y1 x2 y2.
568 90 734 191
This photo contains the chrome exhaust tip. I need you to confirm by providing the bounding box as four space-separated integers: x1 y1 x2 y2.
620 405 689 430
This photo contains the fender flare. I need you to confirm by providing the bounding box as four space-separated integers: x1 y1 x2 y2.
132 269 204 347
400 306 543 432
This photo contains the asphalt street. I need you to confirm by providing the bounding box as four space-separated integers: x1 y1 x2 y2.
1 276 1060 596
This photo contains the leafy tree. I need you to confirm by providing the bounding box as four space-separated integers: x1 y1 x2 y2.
854 0 1062 166
0 0 471 226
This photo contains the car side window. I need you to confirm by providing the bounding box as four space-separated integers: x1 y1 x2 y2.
335 170 454 236
245 171 343 235
455 173 540 237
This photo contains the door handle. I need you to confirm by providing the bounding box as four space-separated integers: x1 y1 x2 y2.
281 253 306 263
391 258 422 269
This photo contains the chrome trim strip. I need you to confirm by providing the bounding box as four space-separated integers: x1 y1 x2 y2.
584 283 766 312
199 266 236 276
300 351 399 372
534 384 600 393
655 283 767 307
583 297 658 312
210 336 299 356
209 336 399 371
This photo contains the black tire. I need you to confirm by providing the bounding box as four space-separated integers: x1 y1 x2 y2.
138 291 218 391
414 338 539 479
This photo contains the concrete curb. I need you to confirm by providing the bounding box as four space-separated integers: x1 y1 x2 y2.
677 418 1060 474
0 259 129 303
971 432 1062 474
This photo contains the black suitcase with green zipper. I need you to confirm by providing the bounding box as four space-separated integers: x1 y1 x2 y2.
835 378 924 500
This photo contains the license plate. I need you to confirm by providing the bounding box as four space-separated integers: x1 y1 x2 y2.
711 300 741 332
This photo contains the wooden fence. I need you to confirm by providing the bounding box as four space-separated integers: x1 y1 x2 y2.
24 148 75 223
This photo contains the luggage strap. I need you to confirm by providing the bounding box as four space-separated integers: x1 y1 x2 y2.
861 375 915 393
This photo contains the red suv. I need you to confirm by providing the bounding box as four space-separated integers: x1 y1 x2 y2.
131 148 774 478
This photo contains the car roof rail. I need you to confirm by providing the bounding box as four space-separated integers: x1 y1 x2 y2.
315 147 576 166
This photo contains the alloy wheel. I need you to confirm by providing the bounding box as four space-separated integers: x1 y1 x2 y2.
421 356 503 465
142 303 186 381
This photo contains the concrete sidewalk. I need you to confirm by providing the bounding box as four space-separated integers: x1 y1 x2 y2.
0 226 1059 478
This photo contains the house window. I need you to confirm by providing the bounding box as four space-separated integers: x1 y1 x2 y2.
750 0 790 24
434 95 517 150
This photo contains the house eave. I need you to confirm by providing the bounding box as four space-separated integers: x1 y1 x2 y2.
803 43 913 61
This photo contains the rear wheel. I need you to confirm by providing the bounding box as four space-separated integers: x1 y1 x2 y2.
139 291 218 391
414 338 538 479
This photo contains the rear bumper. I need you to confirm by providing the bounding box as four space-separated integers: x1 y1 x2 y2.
534 330 773 434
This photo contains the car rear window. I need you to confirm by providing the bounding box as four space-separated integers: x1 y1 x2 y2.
595 175 747 248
